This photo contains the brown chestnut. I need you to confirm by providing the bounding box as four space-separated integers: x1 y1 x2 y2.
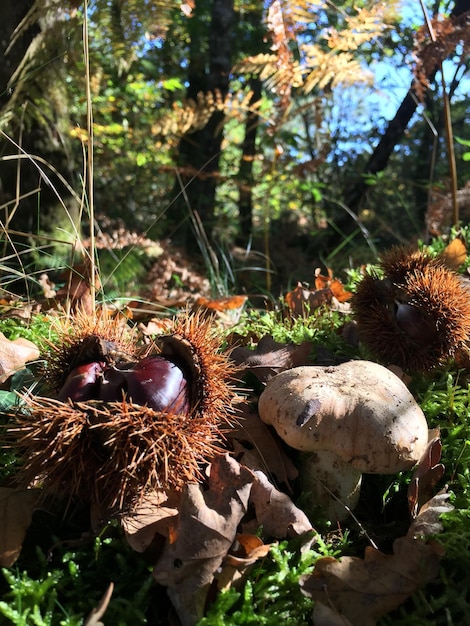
58 361 105 402
99 356 189 414
58 356 189 415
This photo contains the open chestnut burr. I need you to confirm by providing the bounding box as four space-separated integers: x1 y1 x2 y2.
9 312 236 513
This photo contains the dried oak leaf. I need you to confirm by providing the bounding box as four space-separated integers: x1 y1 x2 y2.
407 428 444 519
122 490 179 553
217 534 272 590
194 295 248 325
231 335 313 383
315 269 353 303
250 469 313 538
285 282 333 317
407 489 454 540
153 454 253 626
440 237 467 271
0 332 40 384
228 401 298 486
300 491 452 626
0 488 40 567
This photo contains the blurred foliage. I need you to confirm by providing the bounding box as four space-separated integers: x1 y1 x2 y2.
3 0 468 277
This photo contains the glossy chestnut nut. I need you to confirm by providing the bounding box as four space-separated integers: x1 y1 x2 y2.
58 361 105 402
58 356 190 415
99 356 189 414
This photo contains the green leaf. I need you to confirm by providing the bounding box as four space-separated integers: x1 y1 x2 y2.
0 390 19 411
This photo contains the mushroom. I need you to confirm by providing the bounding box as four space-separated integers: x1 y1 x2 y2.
257 360 429 521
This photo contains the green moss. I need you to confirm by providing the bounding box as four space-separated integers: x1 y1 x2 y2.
198 534 347 626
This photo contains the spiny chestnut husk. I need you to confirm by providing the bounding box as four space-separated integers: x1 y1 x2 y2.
351 246 470 371
9 312 236 512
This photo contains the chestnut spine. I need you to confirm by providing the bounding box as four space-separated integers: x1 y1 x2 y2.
8 311 237 513
352 246 470 371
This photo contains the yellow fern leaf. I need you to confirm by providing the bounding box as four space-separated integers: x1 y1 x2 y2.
326 4 393 52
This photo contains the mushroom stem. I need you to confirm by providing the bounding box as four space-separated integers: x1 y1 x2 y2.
300 450 362 522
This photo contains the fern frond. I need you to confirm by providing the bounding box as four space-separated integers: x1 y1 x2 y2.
326 5 393 52
413 11 470 99
301 46 372 93
235 54 303 91
149 89 265 143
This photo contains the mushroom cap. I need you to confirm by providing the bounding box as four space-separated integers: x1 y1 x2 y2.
257 360 428 473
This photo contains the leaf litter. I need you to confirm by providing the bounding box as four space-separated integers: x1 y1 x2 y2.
0 243 462 625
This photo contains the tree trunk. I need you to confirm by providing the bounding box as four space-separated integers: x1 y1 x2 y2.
345 0 470 217
170 0 234 250
237 77 262 243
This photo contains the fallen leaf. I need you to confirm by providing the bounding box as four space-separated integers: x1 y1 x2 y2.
301 536 441 626
122 490 179 552
315 268 352 302
250 469 313 538
84 583 114 626
407 489 453 539
195 295 248 312
313 601 354 626
153 454 253 626
300 489 449 626
138 317 176 336
440 237 467 271
231 335 313 383
285 282 333 316
217 534 272 590
194 295 248 325
0 488 40 567
227 401 298 486
0 301 38 322
0 332 40 384
407 429 444 518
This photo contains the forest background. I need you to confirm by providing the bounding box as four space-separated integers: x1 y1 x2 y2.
0 0 469 300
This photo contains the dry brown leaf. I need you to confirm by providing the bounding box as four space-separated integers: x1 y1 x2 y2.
250 469 313 538
137 317 176 336
122 490 179 552
0 332 40 384
301 489 451 626
301 536 441 626
153 454 253 626
407 489 453 539
440 237 467 271
231 335 313 383
0 301 38 322
83 583 114 626
195 295 248 312
407 429 444 518
315 269 352 302
227 401 298 486
0 488 40 567
217 534 272 590
313 601 354 626
285 282 333 316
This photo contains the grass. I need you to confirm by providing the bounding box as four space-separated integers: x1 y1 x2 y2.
0 522 154 626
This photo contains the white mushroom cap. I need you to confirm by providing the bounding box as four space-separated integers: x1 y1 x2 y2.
257 360 428 474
